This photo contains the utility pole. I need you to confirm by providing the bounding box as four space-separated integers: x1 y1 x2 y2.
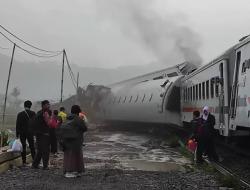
1 43 16 146
60 49 65 103
76 72 79 104
77 72 79 92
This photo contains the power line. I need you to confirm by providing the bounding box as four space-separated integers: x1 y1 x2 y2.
64 51 77 89
0 30 63 58
0 24 61 53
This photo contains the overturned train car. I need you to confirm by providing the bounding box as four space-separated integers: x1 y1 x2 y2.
96 62 196 126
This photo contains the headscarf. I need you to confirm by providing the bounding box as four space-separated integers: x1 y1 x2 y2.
202 106 209 121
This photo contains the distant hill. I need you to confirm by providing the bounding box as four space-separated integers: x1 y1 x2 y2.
0 53 167 101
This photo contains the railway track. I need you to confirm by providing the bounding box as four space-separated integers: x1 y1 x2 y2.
207 160 250 189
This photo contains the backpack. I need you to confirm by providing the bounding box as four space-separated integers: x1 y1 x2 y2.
56 119 79 140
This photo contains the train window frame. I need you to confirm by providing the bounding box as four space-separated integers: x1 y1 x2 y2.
142 94 146 102
149 93 153 102
206 80 209 99
202 82 205 99
199 83 201 100
134 95 139 103
129 96 133 103
210 79 214 98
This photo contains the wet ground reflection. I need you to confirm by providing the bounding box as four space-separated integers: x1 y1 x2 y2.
84 132 191 172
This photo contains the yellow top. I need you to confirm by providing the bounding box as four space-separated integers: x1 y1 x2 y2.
58 111 67 122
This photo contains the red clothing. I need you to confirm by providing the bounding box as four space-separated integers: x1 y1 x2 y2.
49 117 59 128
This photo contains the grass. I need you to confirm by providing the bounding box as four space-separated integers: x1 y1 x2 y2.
217 175 241 189
166 135 180 148
169 134 243 190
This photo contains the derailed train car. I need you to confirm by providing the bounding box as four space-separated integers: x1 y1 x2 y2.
97 62 196 126
96 36 250 137
181 36 250 136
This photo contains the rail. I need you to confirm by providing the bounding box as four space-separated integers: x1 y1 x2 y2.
206 159 250 189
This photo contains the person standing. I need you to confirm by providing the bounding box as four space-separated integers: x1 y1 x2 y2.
49 110 60 155
58 107 67 123
190 110 205 163
32 100 51 170
60 105 87 178
16 100 36 165
202 106 219 162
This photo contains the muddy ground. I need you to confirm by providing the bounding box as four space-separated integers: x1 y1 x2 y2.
0 124 222 190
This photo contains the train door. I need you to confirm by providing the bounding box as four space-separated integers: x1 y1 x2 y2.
230 51 241 119
218 60 229 136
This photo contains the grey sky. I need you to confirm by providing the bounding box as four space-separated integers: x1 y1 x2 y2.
1 0 250 68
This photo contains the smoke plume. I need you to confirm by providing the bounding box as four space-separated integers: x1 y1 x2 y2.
95 0 202 66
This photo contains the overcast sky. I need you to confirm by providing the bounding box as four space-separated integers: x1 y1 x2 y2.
1 0 250 68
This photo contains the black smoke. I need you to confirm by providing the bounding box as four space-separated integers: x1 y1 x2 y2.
95 0 202 66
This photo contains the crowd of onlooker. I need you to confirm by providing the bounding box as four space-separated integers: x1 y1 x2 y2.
16 100 87 178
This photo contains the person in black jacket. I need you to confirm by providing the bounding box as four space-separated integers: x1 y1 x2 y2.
202 106 219 162
60 105 87 178
16 100 36 165
32 100 51 170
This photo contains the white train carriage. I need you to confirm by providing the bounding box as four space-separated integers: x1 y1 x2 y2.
230 38 250 133
99 76 183 126
97 62 196 126
181 36 250 136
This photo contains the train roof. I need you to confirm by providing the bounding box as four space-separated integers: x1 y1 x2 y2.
109 62 197 87
184 35 250 80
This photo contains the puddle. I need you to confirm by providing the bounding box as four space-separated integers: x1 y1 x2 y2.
123 160 185 172
84 132 191 172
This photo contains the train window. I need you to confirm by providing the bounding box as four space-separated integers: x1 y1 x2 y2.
113 97 116 104
186 88 188 101
118 96 121 103
210 79 214 98
215 82 219 97
190 87 192 101
206 80 209 99
142 94 146 102
195 84 198 100
242 61 247 73
149 93 153 102
183 89 186 102
202 82 205 99
183 89 185 101
134 95 139 103
129 96 133 103
199 83 201 100
193 86 195 101
167 72 178 77
123 96 127 103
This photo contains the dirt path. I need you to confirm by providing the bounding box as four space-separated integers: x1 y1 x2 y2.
0 124 221 190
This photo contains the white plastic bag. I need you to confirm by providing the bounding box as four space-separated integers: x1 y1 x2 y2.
11 139 23 152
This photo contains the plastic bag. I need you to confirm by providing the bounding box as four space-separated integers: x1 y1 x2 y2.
187 139 197 153
11 139 23 152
